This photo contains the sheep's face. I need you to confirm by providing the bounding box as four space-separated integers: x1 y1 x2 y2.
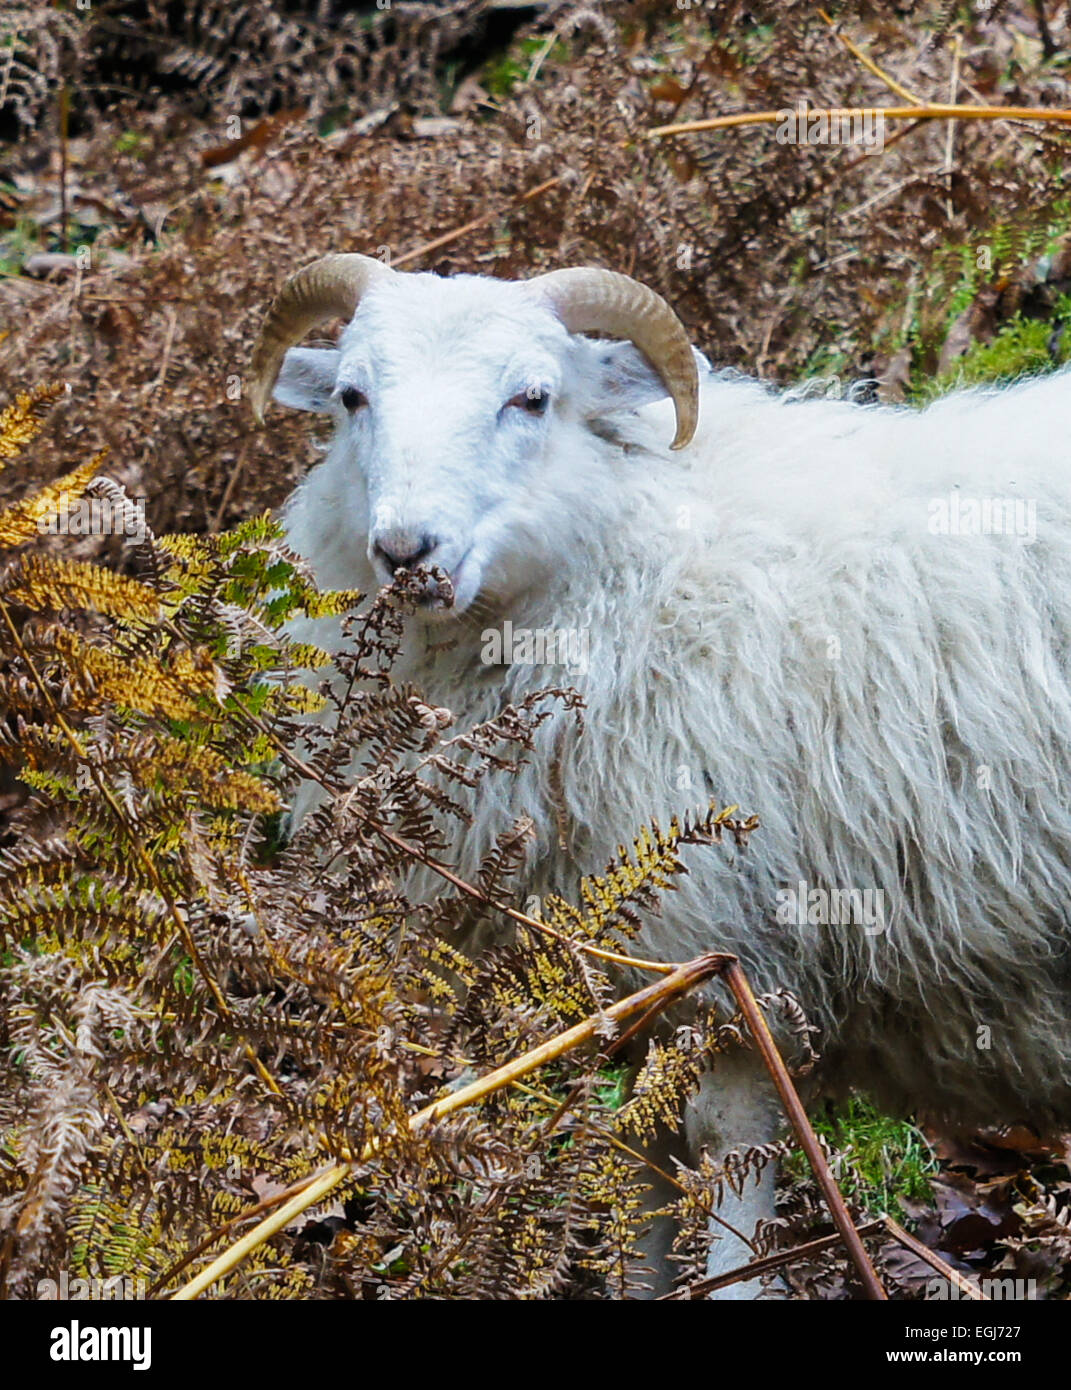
274 273 690 620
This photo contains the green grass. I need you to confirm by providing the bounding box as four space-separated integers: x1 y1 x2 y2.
481 35 569 101
594 1063 630 1112
860 200 1071 399
0 209 44 276
788 1096 937 1221
912 309 1071 405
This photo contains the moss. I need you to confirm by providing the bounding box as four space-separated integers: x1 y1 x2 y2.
482 36 569 101
912 311 1070 405
787 1096 937 1221
113 129 151 156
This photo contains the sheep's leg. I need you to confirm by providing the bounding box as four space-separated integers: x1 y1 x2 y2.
683 1048 783 1300
629 1047 782 1299
629 1124 690 1299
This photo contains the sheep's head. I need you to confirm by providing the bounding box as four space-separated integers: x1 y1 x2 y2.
249 255 700 620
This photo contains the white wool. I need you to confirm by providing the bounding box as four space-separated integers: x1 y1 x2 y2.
277 270 1071 1127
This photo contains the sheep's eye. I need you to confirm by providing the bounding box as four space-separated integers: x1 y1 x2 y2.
506 388 549 415
340 386 368 412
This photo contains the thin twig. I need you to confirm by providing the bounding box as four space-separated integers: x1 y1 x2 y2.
151 306 178 396
1034 0 1058 60
211 440 249 533
944 35 963 222
58 88 70 255
882 1215 988 1300
818 9 923 105
723 960 887 1300
662 1219 886 1299
648 103 1071 139
525 27 561 85
392 176 561 269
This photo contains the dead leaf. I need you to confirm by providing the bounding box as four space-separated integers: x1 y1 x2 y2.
878 345 913 402
200 108 307 169
649 78 687 103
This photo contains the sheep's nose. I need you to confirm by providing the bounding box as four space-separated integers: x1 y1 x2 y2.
372 532 438 576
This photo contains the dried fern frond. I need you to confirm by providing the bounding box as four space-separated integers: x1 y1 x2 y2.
4 555 161 621
0 389 758 1301
0 454 104 548
0 383 66 462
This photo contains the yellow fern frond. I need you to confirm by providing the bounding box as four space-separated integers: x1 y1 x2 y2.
0 453 104 547
281 643 334 670
540 819 695 951
147 737 281 813
298 588 362 619
53 631 218 719
155 534 212 562
581 824 679 907
0 383 65 464
617 1038 702 1140
278 684 328 713
6 556 161 620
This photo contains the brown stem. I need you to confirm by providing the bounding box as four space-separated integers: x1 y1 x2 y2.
392 176 561 269
817 9 923 105
882 1215 987 1300
58 88 69 255
1034 0 1058 60
648 103 1071 139
147 1168 331 1297
662 1218 886 1299
723 960 887 1300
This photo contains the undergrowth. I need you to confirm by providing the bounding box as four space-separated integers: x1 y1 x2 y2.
0 384 784 1300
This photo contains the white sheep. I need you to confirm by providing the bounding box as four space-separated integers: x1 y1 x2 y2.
250 254 1071 1297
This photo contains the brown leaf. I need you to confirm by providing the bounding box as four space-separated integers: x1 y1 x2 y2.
648 78 687 103
200 108 307 169
937 294 998 376
877 346 913 402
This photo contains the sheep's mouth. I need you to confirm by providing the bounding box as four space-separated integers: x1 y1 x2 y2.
397 554 474 618
433 549 478 612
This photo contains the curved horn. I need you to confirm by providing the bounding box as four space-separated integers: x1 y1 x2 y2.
249 253 393 422
528 267 699 450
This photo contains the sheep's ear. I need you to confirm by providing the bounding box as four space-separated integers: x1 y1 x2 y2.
578 340 710 432
272 347 340 412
